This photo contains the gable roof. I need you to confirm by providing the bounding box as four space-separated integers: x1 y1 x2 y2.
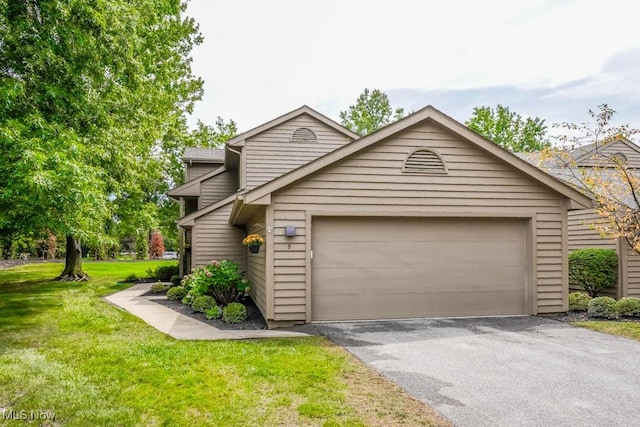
235 105 592 211
225 105 359 147
570 137 640 165
517 150 640 208
183 147 225 163
168 166 228 200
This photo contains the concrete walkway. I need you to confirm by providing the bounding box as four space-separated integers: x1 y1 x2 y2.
105 283 307 340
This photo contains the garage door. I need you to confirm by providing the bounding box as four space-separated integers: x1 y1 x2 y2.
311 217 529 321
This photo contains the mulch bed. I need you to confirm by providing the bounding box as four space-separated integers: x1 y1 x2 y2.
144 293 268 330
539 312 640 323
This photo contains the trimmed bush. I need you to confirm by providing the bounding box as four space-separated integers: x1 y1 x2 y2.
568 249 618 297
617 297 640 317
150 282 170 294
170 274 182 287
149 264 179 281
588 296 619 319
223 302 247 324
568 292 591 312
167 286 187 301
205 306 222 320
192 295 217 313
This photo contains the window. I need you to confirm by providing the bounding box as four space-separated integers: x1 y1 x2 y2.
290 127 318 143
402 148 447 174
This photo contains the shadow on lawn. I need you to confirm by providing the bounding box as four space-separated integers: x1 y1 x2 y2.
0 281 64 332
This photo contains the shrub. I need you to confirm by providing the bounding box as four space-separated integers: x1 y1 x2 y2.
192 295 217 313
150 282 170 294
568 292 591 312
223 302 247 323
205 306 222 320
167 286 187 301
617 297 640 317
148 264 179 281
181 260 246 305
568 249 618 297
170 274 182 287
588 296 619 319
124 273 138 282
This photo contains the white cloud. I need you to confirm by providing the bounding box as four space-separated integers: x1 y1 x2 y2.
186 0 640 130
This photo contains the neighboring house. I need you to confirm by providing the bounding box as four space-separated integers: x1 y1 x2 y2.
169 105 591 328
168 147 230 274
519 137 640 299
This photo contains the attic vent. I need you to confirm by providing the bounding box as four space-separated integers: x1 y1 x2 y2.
402 148 447 174
290 127 318 143
613 152 628 164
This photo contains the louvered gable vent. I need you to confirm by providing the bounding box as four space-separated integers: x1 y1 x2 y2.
402 148 447 174
290 127 318 143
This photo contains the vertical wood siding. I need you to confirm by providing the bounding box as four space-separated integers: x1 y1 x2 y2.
244 114 353 190
244 213 267 318
199 171 238 209
268 121 568 322
193 202 244 270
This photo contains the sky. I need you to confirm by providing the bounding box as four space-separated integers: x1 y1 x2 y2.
185 0 640 134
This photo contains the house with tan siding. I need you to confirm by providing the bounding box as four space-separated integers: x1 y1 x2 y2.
519 137 640 299
170 105 591 328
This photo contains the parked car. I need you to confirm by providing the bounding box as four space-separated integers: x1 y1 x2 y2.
162 251 178 260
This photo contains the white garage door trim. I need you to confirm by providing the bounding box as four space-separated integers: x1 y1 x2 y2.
308 214 535 322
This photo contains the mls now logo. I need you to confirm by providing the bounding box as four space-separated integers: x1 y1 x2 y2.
1 409 56 421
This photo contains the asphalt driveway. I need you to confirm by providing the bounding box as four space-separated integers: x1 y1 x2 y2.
297 316 640 427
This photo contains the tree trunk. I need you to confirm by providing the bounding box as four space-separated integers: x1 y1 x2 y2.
57 235 89 281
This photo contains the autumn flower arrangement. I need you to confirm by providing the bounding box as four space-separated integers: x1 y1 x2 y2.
242 233 265 247
243 233 264 253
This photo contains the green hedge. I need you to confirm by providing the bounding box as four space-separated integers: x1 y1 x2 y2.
617 297 640 317
568 292 591 312
568 249 617 297
587 296 618 319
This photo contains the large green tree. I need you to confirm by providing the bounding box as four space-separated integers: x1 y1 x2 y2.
0 0 203 279
339 88 405 136
466 105 549 152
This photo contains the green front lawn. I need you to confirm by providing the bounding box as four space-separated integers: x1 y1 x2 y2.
573 321 640 341
0 262 446 426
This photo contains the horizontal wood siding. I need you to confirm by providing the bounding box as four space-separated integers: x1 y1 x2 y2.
567 209 618 296
577 140 640 168
199 171 238 209
270 121 568 321
188 163 217 181
625 243 640 298
568 210 616 251
272 210 306 320
193 202 244 270
245 114 353 190
244 213 267 318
